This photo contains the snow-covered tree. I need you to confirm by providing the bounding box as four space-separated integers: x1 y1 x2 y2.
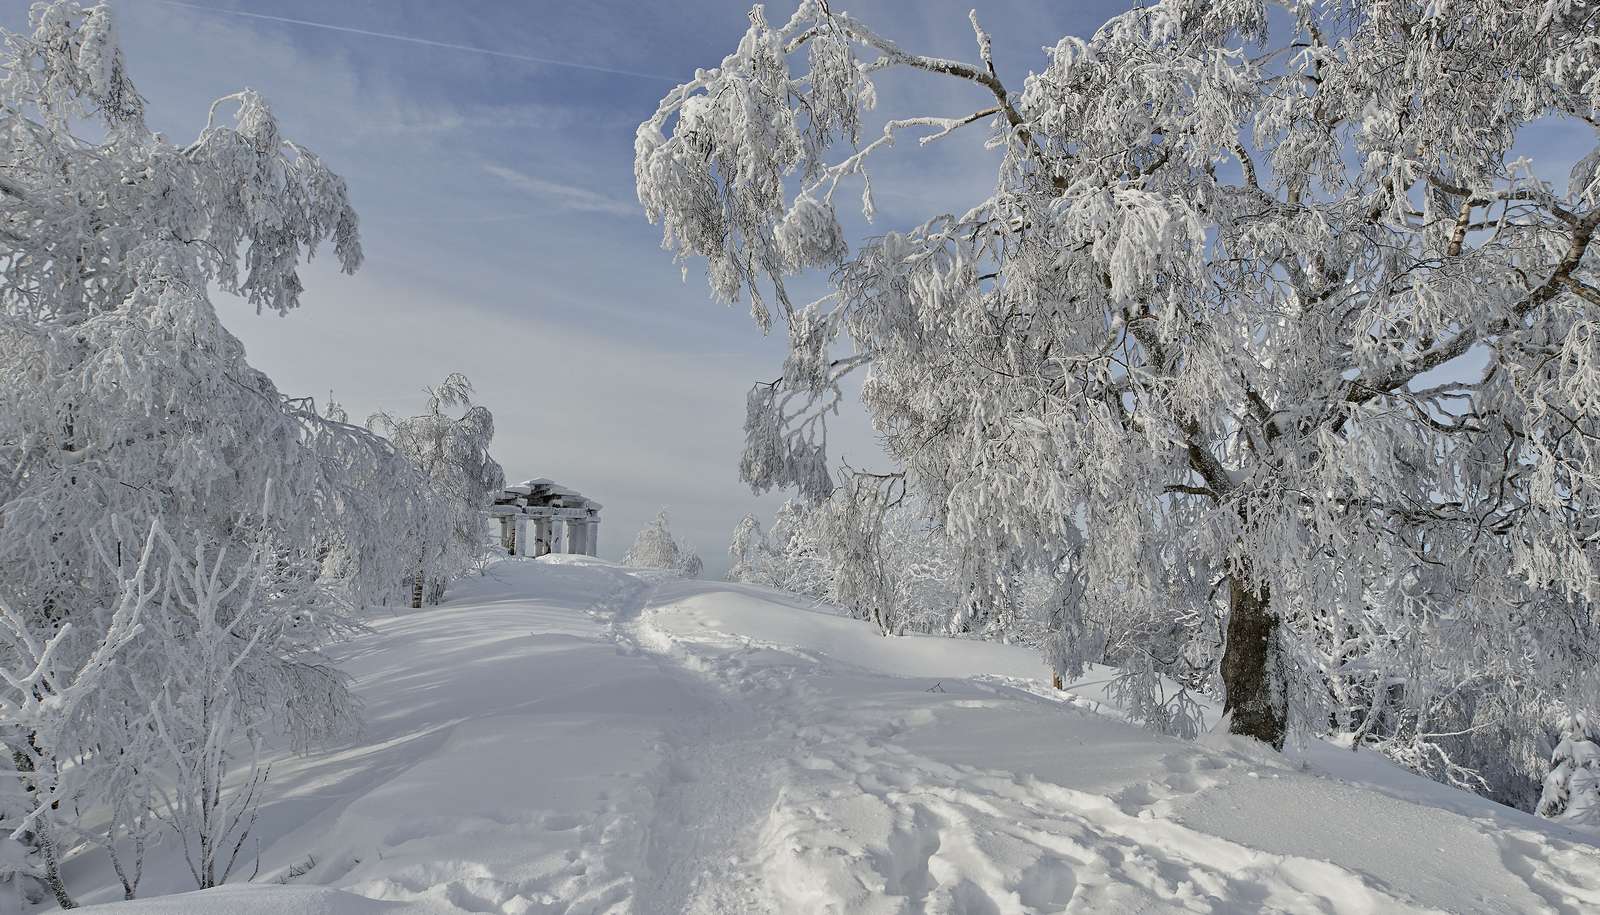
369 374 505 607
0 0 414 621
1539 712 1600 826
726 513 772 583
625 510 683 572
726 502 829 593
0 1 435 895
0 0 374 609
765 499 832 598
678 548 705 580
137 520 347 890
0 524 155 908
636 0 1600 754
624 509 702 577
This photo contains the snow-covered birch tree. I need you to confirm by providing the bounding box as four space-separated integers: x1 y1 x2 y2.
368 374 505 608
0 1 437 893
0 0 405 624
139 523 321 890
636 0 1600 754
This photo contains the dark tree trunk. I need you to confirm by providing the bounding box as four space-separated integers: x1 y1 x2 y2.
1221 570 1288 749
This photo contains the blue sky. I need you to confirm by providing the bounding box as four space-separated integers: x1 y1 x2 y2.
3 0 1130 572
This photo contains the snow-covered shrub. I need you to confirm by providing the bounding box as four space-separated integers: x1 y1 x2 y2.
0 835 45 909
0 511 365 903
726 501 836 598
678 549 705 580
1539 713 1600 827
730 492 1046 639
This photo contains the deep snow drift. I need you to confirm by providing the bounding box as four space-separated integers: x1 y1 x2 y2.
65 557 1600 914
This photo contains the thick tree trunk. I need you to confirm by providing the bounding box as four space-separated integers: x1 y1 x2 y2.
1221 570 1288 749
411 571 424 609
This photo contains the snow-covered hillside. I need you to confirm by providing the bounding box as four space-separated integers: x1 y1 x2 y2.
71 558 1600 914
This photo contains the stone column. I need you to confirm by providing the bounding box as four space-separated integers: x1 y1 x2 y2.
586 519 599 557
513 516 528 557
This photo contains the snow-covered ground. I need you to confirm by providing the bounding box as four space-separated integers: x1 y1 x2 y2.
69 557 1600 914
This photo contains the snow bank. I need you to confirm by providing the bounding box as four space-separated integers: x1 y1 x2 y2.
634 573 1600 913
59 558 1600 914
637 579 1055 680
78 886 397 914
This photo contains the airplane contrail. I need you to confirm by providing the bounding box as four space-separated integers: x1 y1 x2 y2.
155 0 678 83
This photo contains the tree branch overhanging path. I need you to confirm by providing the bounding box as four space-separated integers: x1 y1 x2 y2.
634 0 1600 756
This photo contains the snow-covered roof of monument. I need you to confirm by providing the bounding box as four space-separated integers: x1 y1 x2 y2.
492 480 601 517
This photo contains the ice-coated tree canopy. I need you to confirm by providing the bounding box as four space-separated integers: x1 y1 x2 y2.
637 0 1600 760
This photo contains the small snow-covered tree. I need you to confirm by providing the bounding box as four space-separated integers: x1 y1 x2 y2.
369 374 505 608
636 0 1600 754
766 499 832 598
726 503 827 592
625 509 702 577
0 525 155 909
625 509 682 570
678 548 705 580
0 831 46 908
138 522 336 890
1539 712 1600 826
726 513 772 583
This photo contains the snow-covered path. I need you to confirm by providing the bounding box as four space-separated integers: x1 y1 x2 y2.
76 558 1600 914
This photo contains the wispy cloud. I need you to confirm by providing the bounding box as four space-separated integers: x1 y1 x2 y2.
483 164 639 218
375 103 638 137
154 0 678 83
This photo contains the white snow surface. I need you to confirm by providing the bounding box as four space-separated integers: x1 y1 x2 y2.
69 557 1600 914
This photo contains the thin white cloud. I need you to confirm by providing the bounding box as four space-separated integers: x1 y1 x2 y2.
153 0 677 83
376 103 637 137
483 163 639 218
